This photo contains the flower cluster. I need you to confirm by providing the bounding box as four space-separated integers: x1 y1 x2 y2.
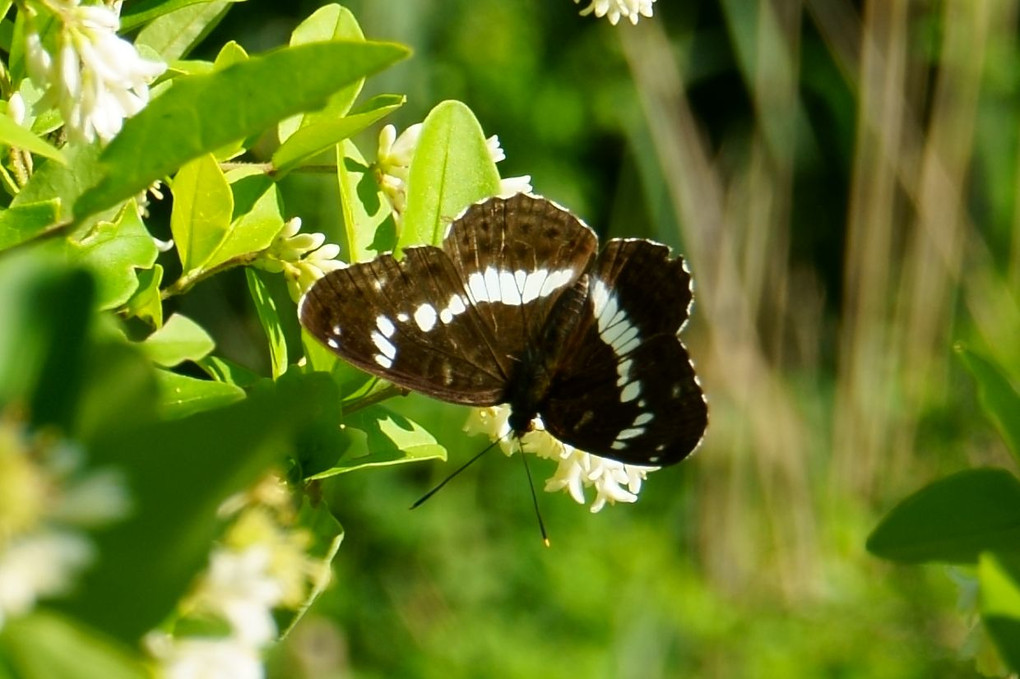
464 405 658 512
0 416 131 629
148 474 321 679
252 217 344 302
23 0 166 143
575 0 656 25
376 123 533 224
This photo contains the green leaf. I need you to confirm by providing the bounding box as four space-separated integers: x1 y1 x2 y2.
200 170 284 272
75 40 410 219
122 264 164 328
0 612 146 679
307 405 446 479
0 114 65 163
62 372 341 643
134 0 235 62
246 269 288 379
278 4 366 143
170 153 233 273
67 205 159 309
958 345 1020 461
194 354 260 388
867 468 1020 564
981 553 1020 672
400 100 501 249
121 0 243 33
13 143 104 223
0 253 94 430
155 369 245 418
140 313 215 367
273 94 405 174
336 140 395 262
0 199 60 250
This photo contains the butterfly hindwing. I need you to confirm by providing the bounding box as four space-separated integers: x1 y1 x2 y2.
299 246 507 405
540 240 707 465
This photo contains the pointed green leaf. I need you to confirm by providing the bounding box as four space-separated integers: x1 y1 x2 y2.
75 40 410 219
0 114 65 163
279 4 366 143
67 205 159 309
958 345 1020 461
170 153 233 273
195 354 260 388
155 369 245 418
336 140 395 262
13 143 103 223
868 468 1020 564
134 0 235 62
0 199 60 250
121 0 244 32
307 405 446 478
400 100 501 249
141 313 215 367
123 264 164 328
200 170 284 272
273 94 405 174
246 269 288 379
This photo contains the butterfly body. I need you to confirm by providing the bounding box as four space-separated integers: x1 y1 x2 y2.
300 193 707 466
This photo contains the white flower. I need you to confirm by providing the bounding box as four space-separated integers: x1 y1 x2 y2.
575 0 656 25
0 421 131 629
25 0 166 143
465 405 658 512
148 477 319 679
376 124 533 222
193 546 283 646
0 530 93 627
252 217 344 302
147 633 264 679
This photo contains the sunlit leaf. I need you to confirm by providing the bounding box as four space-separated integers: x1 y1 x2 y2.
75 40 410 219
170 153 233 273
140 313 215 367
401 100 501 249
155 369 245 418
0 199 60 250
246 268 288 379
273 94 405 174
67 205 159 309
0 114 65 163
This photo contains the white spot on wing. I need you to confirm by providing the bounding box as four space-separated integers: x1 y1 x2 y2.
376 315 395 338
499 270 522 305
539 269 574 298
397 313 409 322
521 269 547 304
633 412 654 427
375 354 393 369
621 381 641 402
326 338 339 349
414 304 438 332
371 331 396 359
619 427 644 440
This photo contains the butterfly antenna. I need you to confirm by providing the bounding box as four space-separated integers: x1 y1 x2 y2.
518 441 550 547
410 437 503 509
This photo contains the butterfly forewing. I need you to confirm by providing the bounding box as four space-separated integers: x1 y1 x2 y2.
443 194 598 360
299 246 508 405
539 240 707 466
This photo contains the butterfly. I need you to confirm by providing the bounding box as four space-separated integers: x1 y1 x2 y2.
299 193 707 466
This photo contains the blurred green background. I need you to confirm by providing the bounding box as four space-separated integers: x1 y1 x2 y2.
184 1 1020 676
